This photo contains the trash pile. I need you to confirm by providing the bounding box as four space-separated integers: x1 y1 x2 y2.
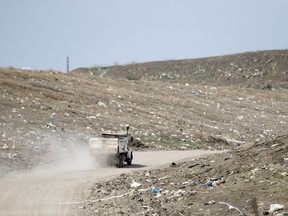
86 134 288 215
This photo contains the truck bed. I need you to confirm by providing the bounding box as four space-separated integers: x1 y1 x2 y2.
89 137 118 154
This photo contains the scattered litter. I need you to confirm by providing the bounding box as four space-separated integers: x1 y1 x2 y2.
204 200 216 205
204 177 225 187
2 144 9 150
50 113 57 120
151 189 161 193
162 189 170 195
192 91 200 95
188 163 200 169
130 181 142 188
168 189 186 199
85 116 97 119
142 205 151 210
219 201 246 216
269 204 285 214
208 200 216 205
44 123 57 129
138 188 150 192
154 193 161 198
182 180 194 185
158 176 169 180
145 178 156 183
204 181 213 187
97 101 107 107
200 163 211 168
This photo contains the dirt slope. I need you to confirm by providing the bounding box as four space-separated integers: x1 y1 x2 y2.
74 49 288 89
1 50 288 173
0 49 288 215
86 135 288 215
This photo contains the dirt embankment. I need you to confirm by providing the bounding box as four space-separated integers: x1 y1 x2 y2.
86 135 288 216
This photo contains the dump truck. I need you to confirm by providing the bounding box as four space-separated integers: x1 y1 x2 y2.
89 125 133 167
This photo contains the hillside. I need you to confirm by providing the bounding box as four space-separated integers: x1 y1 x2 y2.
74 49 288 89
1 49 288 215
1 49 288 174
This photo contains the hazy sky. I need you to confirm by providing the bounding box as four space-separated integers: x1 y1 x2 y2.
1 0 288 72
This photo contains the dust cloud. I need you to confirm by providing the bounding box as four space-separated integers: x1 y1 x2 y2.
30 132 111 175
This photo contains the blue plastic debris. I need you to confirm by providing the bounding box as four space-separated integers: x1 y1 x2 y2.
204 181 213 187
151 189 161 193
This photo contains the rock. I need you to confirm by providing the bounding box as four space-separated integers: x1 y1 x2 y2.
171 162 177 167
132 194 143 202
8 153 17 158
284 158 288 166
3 88 8 97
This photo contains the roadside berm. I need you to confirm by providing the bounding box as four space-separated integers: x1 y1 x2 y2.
82 134 288 215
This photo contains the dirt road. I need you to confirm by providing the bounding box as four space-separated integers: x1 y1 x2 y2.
0 150 221 216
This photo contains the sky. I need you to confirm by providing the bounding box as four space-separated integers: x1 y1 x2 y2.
0 0 288 72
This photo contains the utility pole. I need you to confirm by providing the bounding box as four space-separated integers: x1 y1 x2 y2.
66 56 70 73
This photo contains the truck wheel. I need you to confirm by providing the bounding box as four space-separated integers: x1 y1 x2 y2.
127 159 132 165
118 154 124 167
127 152 133 165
